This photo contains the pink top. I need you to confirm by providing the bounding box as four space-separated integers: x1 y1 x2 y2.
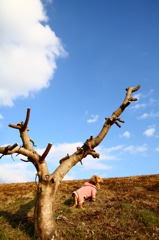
76 182 97 202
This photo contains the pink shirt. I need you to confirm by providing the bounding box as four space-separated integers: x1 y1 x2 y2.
76 182 97 202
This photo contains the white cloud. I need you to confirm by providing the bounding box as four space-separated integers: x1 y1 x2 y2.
0 0 66 107
95 145 123 161
37 141 116 163
37 142 83 164
0 114 3 120
138 111 159 120
122 131 130 138
155 147 159 152
131 103 146 110
49 143 124 172
136 144 148 153
138 113 149 119
133 93 141 100
63 174 76 181
87 114 99 123
101 145 123 153
148 89 154 95
83 158 112 170
0 162 35 183
124 145 134 152
124 144 148 154
45 0 53 3
143 127 155 137
149 98 156 105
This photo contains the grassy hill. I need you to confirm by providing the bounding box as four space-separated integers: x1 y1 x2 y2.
0 174 159 240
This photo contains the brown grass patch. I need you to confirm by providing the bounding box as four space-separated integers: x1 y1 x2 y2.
0 175 159 239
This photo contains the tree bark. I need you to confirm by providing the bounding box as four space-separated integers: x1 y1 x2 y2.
34 182 58 239
0 85 140 239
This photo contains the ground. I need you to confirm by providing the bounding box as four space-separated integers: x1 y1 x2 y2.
0 174 159 239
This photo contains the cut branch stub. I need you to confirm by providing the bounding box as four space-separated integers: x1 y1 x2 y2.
8 123 21 130
8 143 19 151
132 84 140 92
22 108 30 131
129 97 138 101
117 118 125 123
59 154 70 164
114 117 125 128
126 84 140 93
1 143 18 155
87 149 100 158
8 108 30 132
115 121 121 128
40 143 52 163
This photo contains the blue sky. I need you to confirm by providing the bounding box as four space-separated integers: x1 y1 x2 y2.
0 0 159 183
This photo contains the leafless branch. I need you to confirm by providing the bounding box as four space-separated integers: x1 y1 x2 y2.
40 143 52 163
22 107 30 131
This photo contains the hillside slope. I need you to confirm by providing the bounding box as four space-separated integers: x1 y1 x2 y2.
0 174 159 239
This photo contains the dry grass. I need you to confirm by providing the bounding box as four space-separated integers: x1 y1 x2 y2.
0 174 159 239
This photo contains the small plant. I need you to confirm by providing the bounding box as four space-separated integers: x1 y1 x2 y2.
137 210 159 226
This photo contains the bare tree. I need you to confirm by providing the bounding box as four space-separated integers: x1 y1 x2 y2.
0 85 140 239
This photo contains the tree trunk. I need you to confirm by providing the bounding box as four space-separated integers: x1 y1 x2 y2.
34 181 59 240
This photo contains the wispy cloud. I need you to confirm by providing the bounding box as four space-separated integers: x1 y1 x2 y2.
143 126 155 137
96 145 123 161
0 0 66 107
131 89 157 111
124 144 148 154
138 111 159 120
133 93 141 100
131 103 146 110
0 114 3 120
87 114 99 123
121 131 130 138
83 158 112 170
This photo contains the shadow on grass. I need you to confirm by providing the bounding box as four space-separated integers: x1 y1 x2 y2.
0 199 36 238
64 198 72 206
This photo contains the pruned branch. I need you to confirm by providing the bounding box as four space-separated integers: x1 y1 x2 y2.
8 108 30 132
87 149 100 158
40 143 52 163
22 107 30 131
8 143 19 151
0 143 18 158
8 123 21 129
1 107 51 179
132 84 140 92
59 154 70 164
